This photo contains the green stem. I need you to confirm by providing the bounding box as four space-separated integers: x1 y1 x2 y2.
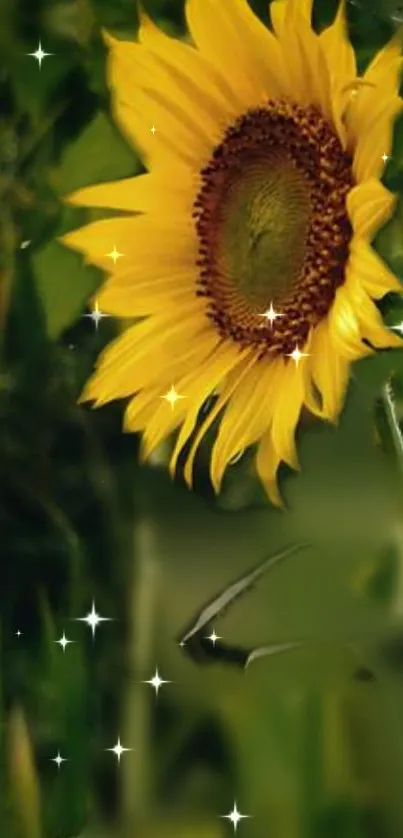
121 518 159 829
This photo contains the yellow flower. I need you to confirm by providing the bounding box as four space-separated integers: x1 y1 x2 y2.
62 0 403 506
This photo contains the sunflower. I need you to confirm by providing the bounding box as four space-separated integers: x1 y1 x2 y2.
62 0 403 506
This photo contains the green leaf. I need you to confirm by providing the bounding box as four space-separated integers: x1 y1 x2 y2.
32 239 101 339
52 110 140 196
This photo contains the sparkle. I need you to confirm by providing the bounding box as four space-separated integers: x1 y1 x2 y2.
221 802 250 833
15 630 22 637
258 302 283 327
74 601 112 638
150 125 157 135
206 629 221 646
391 321 403 335
84 301 109 331
161 385 185 410
143 667 171 696
27 41 53 68
106 245 124 264
381 153 390 164
51 751 67 769
287 345 310 367
54 632 74 652
106 736 132 764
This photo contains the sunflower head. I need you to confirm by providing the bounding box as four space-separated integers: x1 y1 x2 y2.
62 0 403 506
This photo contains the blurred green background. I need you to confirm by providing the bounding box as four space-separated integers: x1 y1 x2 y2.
4 0 403 837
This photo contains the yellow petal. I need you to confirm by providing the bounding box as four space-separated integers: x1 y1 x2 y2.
347 238 402 299
59 214 195 271
255 431 283 507
97 271 194 317
270 360 304 469
318 1 357 143
210 358 283 490
346 29 403 160
124 387 164 431
186 0 289 109
82 302 210 401
347 179 396 240
352 96 403 182
193 353 257 490
309 320 350 421
328 286 369 359
138 9 239 124
345 275 403 350
319 1 356 85
105 34 209 170
271 0 332 119
169 350 255 483
141 341 248 463
66 171 195 214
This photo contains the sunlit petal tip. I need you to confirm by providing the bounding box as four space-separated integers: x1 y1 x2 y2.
210 471 223 494
137 4 158 39
77 386 94 405
57 228 88 258
183 458 196 490
139 440 149 464
101 28 119 50
265 478 285 509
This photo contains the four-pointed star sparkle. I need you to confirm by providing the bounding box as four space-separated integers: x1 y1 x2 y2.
27 42 53 68
161 385 185 410
259 302 283 327
55 632 74 652
106 737 132 763
287 345 310 366
106 245 124 264
74 601 112 638
51 751 67 769
143 668 171 696
84 302 109 331
206 629 221 646
221 802 250 833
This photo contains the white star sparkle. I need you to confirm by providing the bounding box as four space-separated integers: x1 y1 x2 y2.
27 42 53 68
74 601 112 638
143 667 171 696
206 629 221 646
161 385 185 410
287 345 310 366
106 736 132 764
258 302 283 327
221 802 250 833
51 751 67 769
15 630 22 637
84 301 109 331
54 632 74 652
150 125 157 135
381 153 390 164
106 245 124 264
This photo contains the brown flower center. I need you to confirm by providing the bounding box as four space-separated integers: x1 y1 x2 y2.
193 101 354 357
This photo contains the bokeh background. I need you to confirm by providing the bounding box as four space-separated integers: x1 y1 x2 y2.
4 0 403 836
